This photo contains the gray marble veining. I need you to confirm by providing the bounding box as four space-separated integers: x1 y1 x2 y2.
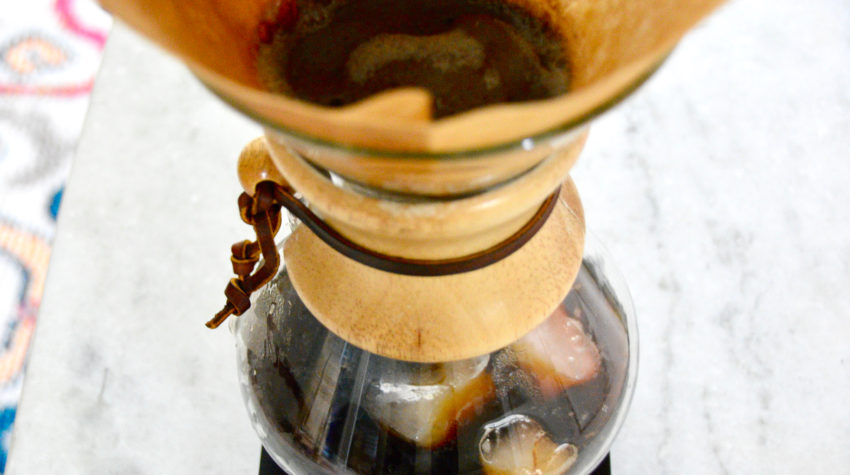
7 0 850 473
572 0 850 472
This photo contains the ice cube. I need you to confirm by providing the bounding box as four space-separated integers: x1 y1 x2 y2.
479 414 577 475
511 307 601 398
365 355 493 447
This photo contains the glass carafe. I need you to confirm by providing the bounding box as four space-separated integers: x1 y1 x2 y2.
234 225 636 475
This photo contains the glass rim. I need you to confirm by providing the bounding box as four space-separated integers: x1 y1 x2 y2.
198 53 669 160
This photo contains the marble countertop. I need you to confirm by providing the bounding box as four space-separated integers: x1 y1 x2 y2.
6 0 850 473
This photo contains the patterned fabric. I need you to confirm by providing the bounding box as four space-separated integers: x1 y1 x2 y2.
0 0 109 470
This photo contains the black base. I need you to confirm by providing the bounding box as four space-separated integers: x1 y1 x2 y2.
259 448 612 474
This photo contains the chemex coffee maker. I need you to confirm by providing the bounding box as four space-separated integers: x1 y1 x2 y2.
100 0 723 472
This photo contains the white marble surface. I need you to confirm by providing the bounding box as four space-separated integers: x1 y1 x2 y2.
6 0 850 473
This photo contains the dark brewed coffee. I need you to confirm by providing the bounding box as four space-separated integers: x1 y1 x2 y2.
257 0 569 117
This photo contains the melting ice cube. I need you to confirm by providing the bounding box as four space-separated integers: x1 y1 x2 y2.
365 355 493 447
479 414 577 475
511 306 601 398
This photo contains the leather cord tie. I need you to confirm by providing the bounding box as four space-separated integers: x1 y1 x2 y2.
206 181 282 329
207 180 560 329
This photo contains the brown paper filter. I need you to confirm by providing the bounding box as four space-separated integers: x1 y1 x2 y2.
99 0 724 152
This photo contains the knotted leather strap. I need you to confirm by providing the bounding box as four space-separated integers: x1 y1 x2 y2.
207 181 282 329
207 180 559 328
